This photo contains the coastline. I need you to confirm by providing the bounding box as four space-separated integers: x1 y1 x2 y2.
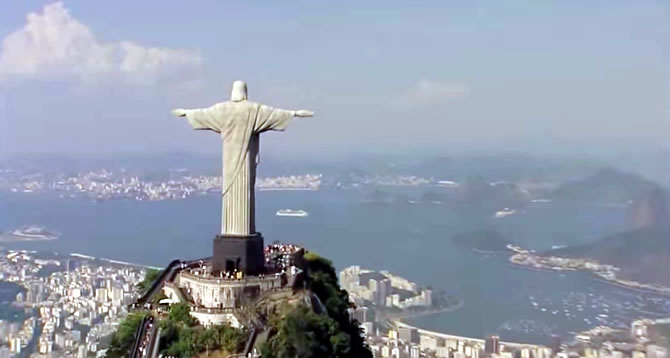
69 253 162 270
381 301 548 348
508 261 572 274
508 255 670 296
591 276 670 297
393 300 464 321
0 234 58 243
392 310 544 348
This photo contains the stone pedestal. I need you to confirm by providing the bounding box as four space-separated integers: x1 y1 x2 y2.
213 233 265 275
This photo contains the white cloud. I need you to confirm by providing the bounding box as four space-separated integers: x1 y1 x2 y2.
402 79 469 106
0 2 201 84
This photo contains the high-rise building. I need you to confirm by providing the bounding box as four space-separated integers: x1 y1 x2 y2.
537 347 552 358
398 326 419 344
55 333 65 348
388 329 399 341
410 345 420 358
420 335 438 351
472 347 480 358
648 345 668 358
436 346 451 358
95 288 108 303
339 272 350 291
633 351 647 358
361 322 374 337
393 346 401 358
485 335 500 355
64 317 74 330
0 346 11 358
378 279 391 306
10 337 21 354
631 320 650 339
110 286 124 305
422 289 433 307
339 266 361 292
550 335 562 354
368 278 378 295
352 306 369 323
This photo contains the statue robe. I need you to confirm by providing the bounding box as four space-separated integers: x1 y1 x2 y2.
184 101 295 235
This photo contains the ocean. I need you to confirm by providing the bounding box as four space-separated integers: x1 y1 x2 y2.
1 190 668 344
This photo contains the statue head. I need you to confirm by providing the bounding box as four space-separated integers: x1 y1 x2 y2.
231 81 248 102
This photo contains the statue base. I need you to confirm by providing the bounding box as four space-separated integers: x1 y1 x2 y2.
212 233 265 275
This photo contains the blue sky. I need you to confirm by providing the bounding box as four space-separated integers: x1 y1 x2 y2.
0 1 668 159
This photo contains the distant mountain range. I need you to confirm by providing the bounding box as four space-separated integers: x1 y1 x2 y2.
550 167 664 204
550 229 670 286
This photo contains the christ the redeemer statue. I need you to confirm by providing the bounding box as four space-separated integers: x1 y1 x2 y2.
172 81 314 236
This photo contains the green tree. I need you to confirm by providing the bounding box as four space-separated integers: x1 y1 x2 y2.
217 325 247 353
138 269 162 295
304 252 371 358
168 302 197 326
151 290 167 304
158 305 247 357
163 327 202 358
198 327 218 356
261 252 372 358
263 306 337 358
104 313 147 358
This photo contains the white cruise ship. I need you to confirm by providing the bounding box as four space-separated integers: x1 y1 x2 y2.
494 208 516 218
276 209 309 217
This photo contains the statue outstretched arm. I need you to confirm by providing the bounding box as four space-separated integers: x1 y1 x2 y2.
171 109 187 117
255 104 315 133
295 109 315 118
171 105 222 132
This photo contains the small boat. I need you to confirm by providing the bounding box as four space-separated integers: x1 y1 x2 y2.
276 209 309 217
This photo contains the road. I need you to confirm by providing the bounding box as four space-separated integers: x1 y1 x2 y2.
394 321 544 349
129 258 210 357
129 315 161 358
132 257 210 309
